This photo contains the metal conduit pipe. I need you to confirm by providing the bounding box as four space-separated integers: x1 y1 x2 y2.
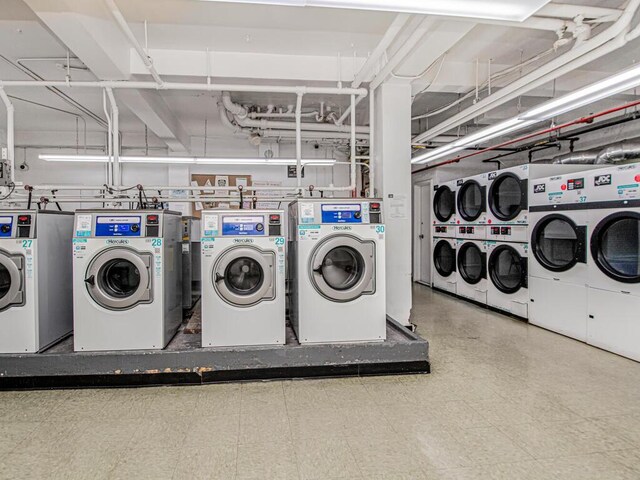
595 141 640 164
221 92 248 118
552 150 600 164
105 88 120 186
0 87 15 183
102 90 113 186
413 0 640 145
368 87 375 198
295 93 303 191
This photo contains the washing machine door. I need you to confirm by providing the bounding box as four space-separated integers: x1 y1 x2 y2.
433 185 455 222
310 235 375 302
531 214 586 272
457 242 486 285
488 172 527 221
488 245 528 294
433 239 456 278
85 248 153 310
590 212 640 284
457 180 485 222
214 246 275 307
0 250 24 311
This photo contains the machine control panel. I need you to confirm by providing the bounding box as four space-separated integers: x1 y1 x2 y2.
0 213 34 239
566 177 585 190
321 204 363 224
222 215 266 236
0 216 13 237
295 200 383 225
95 216 142 237
435 226 449 233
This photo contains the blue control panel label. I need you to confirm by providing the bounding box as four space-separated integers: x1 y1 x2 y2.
321 204 362 224
95 216 142 237
222 215 265 236
0 216 13 237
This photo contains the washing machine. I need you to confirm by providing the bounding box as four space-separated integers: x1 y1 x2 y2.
432 235 456 294
432 180 457 226
585 163 640 361
288 199 385 344
456 172 488 226
200 209 285 347
0 211 74 353
487 239 529 318
455 238 487 304
486 164 597 226
72 210 182 351
529 172 590 341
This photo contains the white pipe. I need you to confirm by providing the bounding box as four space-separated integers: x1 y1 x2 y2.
352 13 412 88
250 111 318 119
105 88 120 187
0 80 367 96
221 92 248 118
335 93 366 126
350 94 357 195
104 0 163 86
370 17 436 90
368 87 375 198
295 93 303 190
102 89 113 185
232 113 370 134
0 88 15 184
536 4 622 20
413 0 640 144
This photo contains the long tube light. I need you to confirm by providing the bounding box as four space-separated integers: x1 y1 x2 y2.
197 0 550 22
39 154 336 166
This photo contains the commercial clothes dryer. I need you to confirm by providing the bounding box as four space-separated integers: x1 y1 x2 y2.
432 233 456 294
432 180 457 226
72 210 182 351
289 199 385 344
455 238 487 304
585 163 640 361
200 210 285 347
487 235 529 319
529 173 590 341
456 173 488 227
0 211 74 353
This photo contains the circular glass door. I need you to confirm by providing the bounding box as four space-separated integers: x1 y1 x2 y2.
86 248 152 310
433 240 455 277
489 245 526 294
532 215 583 272
591 212 640 283
434 185 455 222
458 242 485 285
214 247 275 307
0 252 24 311
457 180 484 221
310 235 375 302
489 173 525 221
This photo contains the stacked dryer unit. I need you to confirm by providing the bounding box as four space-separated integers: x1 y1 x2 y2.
585 163 640 361
431 180 457 294
288 199 386 344
455 173 488 304
529 173 590 340
0 211 74 353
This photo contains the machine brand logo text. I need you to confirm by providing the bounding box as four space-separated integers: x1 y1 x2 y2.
233 239 254 244
106 239 129 245
488 172 498 180
332 226 352 231
594 174 612 186
533 183 546 193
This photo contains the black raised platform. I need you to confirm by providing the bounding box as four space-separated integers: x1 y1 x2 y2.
0 318 429 389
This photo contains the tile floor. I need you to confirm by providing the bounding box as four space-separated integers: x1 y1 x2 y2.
2 284 640 479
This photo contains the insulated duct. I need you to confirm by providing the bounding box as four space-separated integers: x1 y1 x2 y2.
595 142 640 164
552 150 599 164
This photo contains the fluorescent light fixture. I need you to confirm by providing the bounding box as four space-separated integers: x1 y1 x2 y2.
520 63 640 122
197 0 549 22
39 154 336 166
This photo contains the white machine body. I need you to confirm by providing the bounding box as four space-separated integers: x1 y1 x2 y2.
0 211 74 353
432 236 457 294
288 199 386 344
72 210 182 351
455 239 487 304
486 240 529 318
201 209 285 347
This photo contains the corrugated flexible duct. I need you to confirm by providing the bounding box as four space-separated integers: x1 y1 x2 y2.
595 141 640 164
552 150 600 164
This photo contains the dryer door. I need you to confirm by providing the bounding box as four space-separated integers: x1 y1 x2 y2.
433 185 455 222
457 180 485 222
590 212 640 284
488 172 528 221
489 245 527 294
85 248 152 310
0 251 24 311
531 214 586 272
214 246 275 307
310 235 375 302
433 239 456 278
457 242 486 285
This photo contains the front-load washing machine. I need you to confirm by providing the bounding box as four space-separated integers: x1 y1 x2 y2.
432 180 457 226
585 163 640 361
200 209 285 347
72 210 182 351
456 173 488 226
487 239 529 318
529 172 590 341
432 235 456 294
288 199 385 344
0 211 74 353
455 238 487 304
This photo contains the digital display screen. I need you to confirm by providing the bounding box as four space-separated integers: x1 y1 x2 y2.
567 178 585 190
0 216 12 237
222 216 265 236
95 216 142 237
321 204 362 224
